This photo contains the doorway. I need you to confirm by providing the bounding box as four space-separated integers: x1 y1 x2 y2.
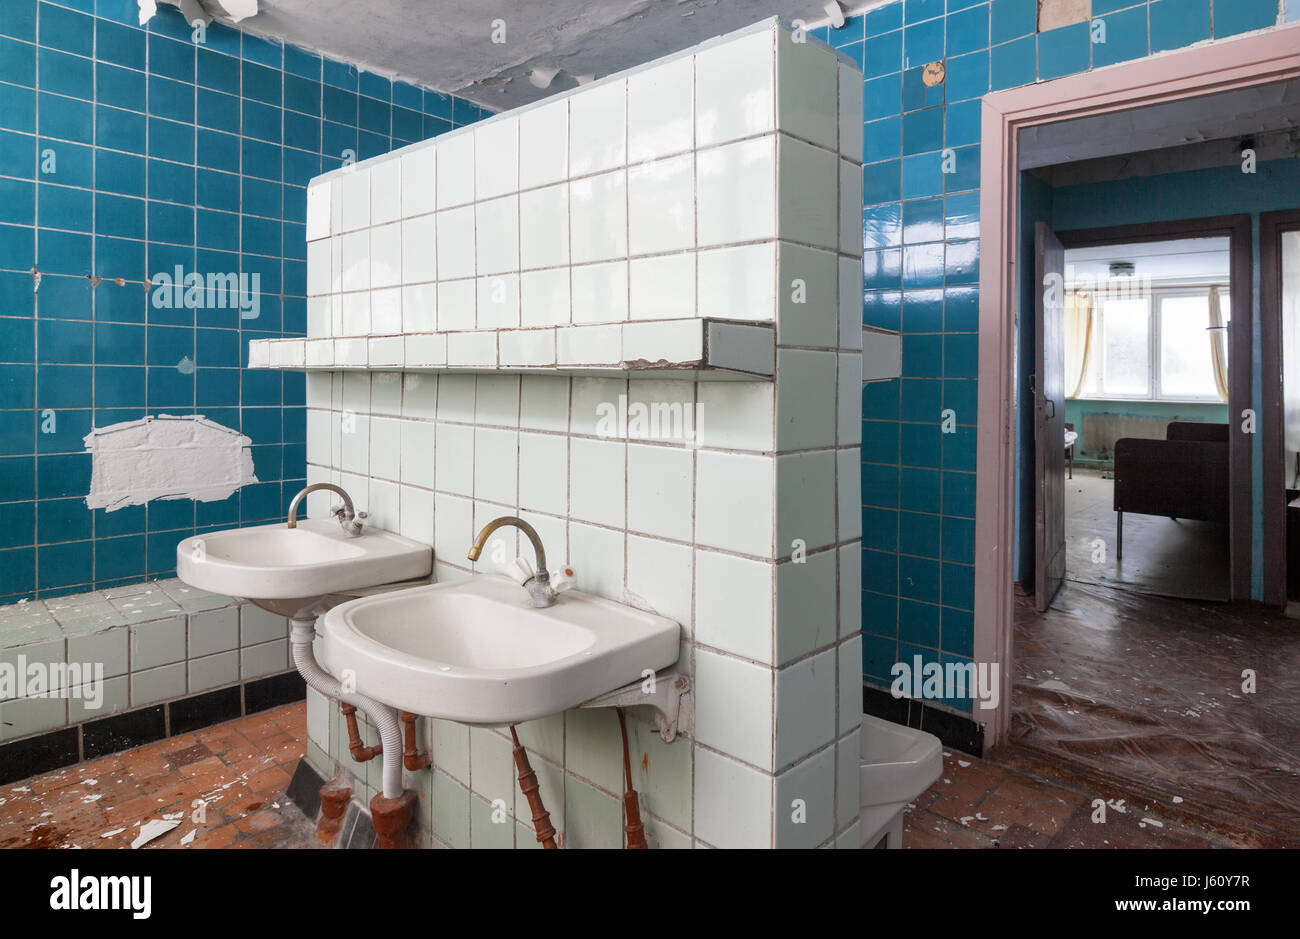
1037 226 1246 608
973 25 1300 746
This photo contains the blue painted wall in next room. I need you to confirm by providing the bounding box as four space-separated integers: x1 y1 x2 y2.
0 0 486 601
815 0 1294 710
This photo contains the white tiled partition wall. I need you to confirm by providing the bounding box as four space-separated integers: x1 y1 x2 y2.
286 18 866 848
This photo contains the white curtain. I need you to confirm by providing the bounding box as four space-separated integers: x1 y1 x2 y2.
1064 291 1093 399
1208 285 1229 403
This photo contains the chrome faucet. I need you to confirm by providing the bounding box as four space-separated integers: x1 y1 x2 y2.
287 483 367 537
467 516 556 607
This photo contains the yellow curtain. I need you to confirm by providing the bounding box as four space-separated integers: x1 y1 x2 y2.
1064 291 1093 399
1208 285 1229 402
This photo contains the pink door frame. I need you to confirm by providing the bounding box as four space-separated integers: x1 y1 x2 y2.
973 23 1300 745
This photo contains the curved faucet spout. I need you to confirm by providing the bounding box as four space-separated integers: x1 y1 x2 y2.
467 516 555 607
287 483 365 537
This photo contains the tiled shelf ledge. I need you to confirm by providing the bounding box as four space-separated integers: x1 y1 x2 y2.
248 318 777 380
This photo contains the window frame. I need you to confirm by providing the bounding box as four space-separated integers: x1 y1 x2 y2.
1075 281 1229 404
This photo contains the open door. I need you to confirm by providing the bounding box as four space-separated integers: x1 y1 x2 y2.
1035 221 1067 611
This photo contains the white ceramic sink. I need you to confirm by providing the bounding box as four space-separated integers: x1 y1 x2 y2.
176 519 432 617
317 574 681 724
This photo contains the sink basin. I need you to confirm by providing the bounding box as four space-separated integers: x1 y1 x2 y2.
176 519 432 617
316 574 681 724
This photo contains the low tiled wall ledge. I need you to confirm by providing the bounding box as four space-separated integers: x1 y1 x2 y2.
0 579 303 784
248 318 777 380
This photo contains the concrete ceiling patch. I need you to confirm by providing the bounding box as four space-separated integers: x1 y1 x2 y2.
161 0 835 109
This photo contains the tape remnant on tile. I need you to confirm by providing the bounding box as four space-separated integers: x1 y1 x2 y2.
83 414 257 511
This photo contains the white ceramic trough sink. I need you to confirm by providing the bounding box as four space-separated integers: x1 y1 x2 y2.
176 519 432 617
317 574 681 724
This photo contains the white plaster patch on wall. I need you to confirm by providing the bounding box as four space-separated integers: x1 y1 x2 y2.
83 415 257 511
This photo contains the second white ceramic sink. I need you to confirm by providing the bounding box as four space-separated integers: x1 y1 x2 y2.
176 519 432 617
317 575 681 724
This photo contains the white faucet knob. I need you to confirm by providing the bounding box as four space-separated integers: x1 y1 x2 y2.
504 556 535 586
550 566 576 593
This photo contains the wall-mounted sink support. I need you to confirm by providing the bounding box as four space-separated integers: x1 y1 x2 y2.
577 670 693 743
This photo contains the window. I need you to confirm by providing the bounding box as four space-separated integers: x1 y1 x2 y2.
1078 287 1228 402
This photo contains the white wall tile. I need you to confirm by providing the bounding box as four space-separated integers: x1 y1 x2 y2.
627 55 694 162
838 352 862 444
339 169 371 231
839 157 863 256
520 268 570 327
399 144 437 217
433 492 474 569
401 215 436 285
400 420 436 488
306 181 331 240
838 61 865 164
475 196 519 276
371 287 402 334
520 375 570 432
694 649 773 768
775 449 836 552
474 427 518 505
402 283 437 333
697 137 776 247
476 274 519 329
341 291 370 335
777 136 838 250
475 375 519 426
836 727 862 829
775 27 838 151
370 417 401 480
569 437 625 527
775 647 836 767
695 29 775 147
695 382 774 451
569 78 626 176
436 280 476 332
694 748 773 848
838 256 864 350
474 118 519 200
570 170 628 264
629 254 695 320
625 534 693 631
774 745 835 848
518 98 568 189
837 634 862 736
695 450 773 556
776 243 838 347
776 348 837 450
626 443 692 542
775 549 837 664
697 242 777 322
371 157 402 226
340 230 371 292
307 240 331 297
436 206 476 280
571 261 628 324
627 153 694 256
567 521 624 601
436 131 474 208
435 423 474 496
695 551 773 663
518 432 568 515
837 448 861 542
519 183 569 271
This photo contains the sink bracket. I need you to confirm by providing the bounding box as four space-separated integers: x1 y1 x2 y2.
577 670 692 743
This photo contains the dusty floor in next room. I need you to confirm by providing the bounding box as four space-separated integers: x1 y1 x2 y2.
1009 582 1300 846
1064 466 1230 602
0 704 316 850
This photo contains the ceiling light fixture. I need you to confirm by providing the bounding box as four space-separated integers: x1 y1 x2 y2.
824 2 846 29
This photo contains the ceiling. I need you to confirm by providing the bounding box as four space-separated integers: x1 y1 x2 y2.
1020 78 1300 170
175 0 856 111
1065 237 1231 284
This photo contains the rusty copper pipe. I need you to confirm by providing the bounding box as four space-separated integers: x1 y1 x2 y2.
510 725 558 849
616 707 648 849
339 702 382 762
400 711 428 771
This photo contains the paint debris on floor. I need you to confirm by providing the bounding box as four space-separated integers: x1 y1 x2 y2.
0 703 317 850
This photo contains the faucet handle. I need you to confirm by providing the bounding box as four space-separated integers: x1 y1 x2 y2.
550 566 576 593
504 556 534 586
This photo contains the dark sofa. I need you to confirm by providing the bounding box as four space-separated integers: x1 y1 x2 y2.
1112 421 1230 559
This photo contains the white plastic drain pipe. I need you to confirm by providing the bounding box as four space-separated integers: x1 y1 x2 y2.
290 617 403 798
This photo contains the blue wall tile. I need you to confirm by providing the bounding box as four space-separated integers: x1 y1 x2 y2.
0 3 486 598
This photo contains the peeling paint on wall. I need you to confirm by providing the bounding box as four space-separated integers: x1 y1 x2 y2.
83 415 258 511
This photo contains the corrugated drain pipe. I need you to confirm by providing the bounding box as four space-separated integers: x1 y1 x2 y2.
290 617 403 799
